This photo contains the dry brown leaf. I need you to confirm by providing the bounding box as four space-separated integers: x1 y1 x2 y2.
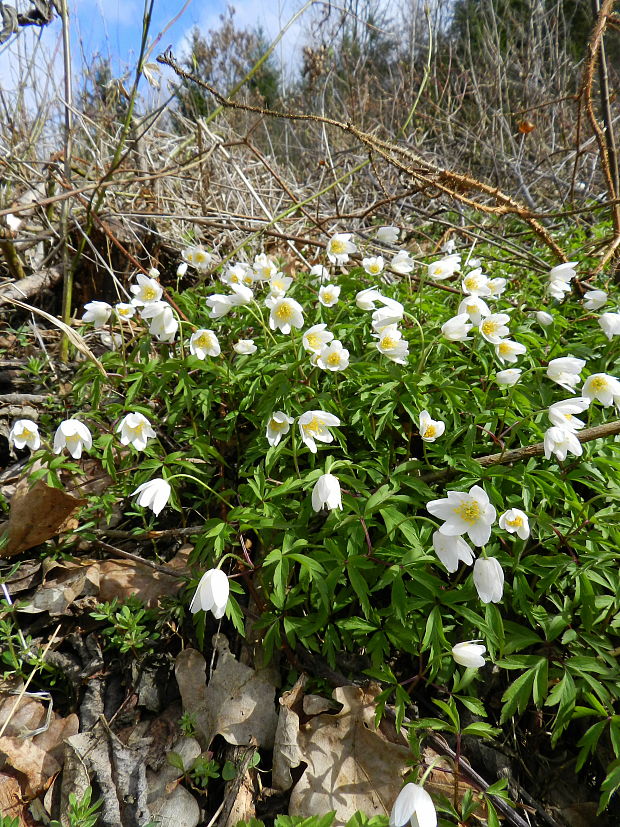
96 546 189 606
0 477 86 558
0 735 61 798
287 684 410 825
175 636 278 750
0 772 30 826
0 692 47 737
422 747 486 819
272 673 307 791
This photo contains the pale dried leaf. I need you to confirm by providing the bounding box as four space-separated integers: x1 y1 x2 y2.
288 684 410 824
0 735 61 797
272 673 307 791
175 637 278 749
0 772 29 826
0 477 86 558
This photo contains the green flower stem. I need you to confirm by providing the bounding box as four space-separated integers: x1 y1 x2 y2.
166 472 233 510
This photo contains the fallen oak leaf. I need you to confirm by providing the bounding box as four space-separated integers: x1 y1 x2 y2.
0 478 86 558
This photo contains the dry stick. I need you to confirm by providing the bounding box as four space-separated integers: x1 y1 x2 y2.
421 419 620 485
93 538 184 579
157 50 567 262
0 268 62 306
579 0 620 273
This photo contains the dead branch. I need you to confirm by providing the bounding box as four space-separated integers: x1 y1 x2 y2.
0 268 62 306
156 50 567 261
421 419 620 484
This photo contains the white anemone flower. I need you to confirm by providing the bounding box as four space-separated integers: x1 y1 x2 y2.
372 302 405 332
326 232 356 265
310 264 330 284
176 261 188 277
362 256 385 276
82 301 112 328
9 419 41 451
432 532 474 573
131 478 171 516
499 508 530 540
100 332 122 350
182 245 213 271
298 410 341 453
374 324 409 364
548 279 572 301
495 339 526 364
458 296 491 326
548 397 590 430
496 368 521 387
190 569 229 618
302 323 334 354
487 277 507 298
582 373 620 407
479 313 510 344
390 250 415 274
117 412 157 451
311 473 342 511
418 411 445 442
317 340 350 371
269 297 304 333
544 426 583 461
53 419 93 459
473 557 504 603
546 357 586 392
599 312 620 341
268 274 293 297
389 783 437 827
139 301 178 342
427 484 496 547
355 287 385 310
376 225 400 244
266 411 294 447
549 261 578 283
233 339 257 355
462 268 491 297
222 262 252 286
253 253 279 281
427 254 460 280
130 274 163 305
452 640 486 669
441 238 456 254
318 284 341 307
584 289 607 311
115 302 135 319
535 311 554 327
441 314 473 342
190 329 221 359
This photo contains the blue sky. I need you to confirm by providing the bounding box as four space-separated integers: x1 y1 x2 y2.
0 0 308 98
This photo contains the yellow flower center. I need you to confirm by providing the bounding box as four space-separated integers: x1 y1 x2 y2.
302 416 323 435
423 424 437 438
275 303 293 321
453 500 482 524
118 307 130 316
326 352 342 366
465 276 480 290
143 287 157 301
369 264 380 274
272 280 284 291
195 252 208 264
322 292 333 303
270 418 287 432
196 334 212 349
21 428 32 438
381 335 396 350
306 333 321 349
590 376 607 391
498 342 512 355
330 239 346 254
506 515 523 527
243 276 253 286
466 304 478 314
230 273 240 283
481 320 499 335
